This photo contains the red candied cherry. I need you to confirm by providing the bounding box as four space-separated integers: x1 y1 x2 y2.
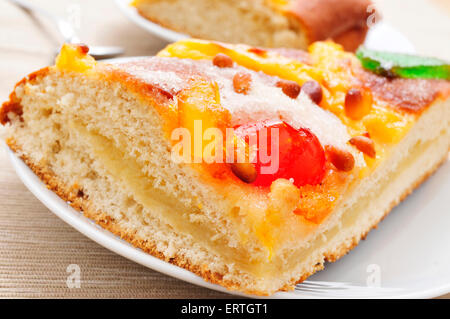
232 119 326 187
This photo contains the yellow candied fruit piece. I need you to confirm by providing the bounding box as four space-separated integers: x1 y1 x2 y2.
308 41 355 91
161 39 414 169
267 0 289 11
308 42 413 145
159 39 322 85
176 79 230 162
55 43 96 73
255 178 300 259
269 0 289 5
363 108 412 144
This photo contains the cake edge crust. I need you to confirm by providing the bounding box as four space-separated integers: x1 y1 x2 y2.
134 0 371 51
7 138 448 296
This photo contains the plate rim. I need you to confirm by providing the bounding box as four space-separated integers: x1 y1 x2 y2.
115 0 189 42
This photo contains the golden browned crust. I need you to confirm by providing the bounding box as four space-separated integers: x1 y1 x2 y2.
135 0 372 51
272 48 450 114
358 70 450 114
5 139 251 295
4 58 449 124
0 67 50 125
7 136 448 295
286 0 373 51
0 98 22 125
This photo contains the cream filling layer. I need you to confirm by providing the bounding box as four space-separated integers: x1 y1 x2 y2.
71 121 276 275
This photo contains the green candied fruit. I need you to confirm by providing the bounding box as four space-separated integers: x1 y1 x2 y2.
356 47 450 80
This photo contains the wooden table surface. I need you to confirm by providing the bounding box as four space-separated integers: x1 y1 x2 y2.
0 0 449 298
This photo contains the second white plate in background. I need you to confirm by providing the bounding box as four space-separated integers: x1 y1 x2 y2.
114 0 416 53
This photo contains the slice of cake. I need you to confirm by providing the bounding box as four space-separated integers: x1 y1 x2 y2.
1 40 449 295
132 0 374 51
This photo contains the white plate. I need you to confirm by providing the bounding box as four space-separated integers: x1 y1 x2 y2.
7 6 448 297
114 0 416 53
6 146 450 298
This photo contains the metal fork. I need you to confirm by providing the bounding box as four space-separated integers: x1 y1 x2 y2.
294 280 403 297
6 0 124 60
